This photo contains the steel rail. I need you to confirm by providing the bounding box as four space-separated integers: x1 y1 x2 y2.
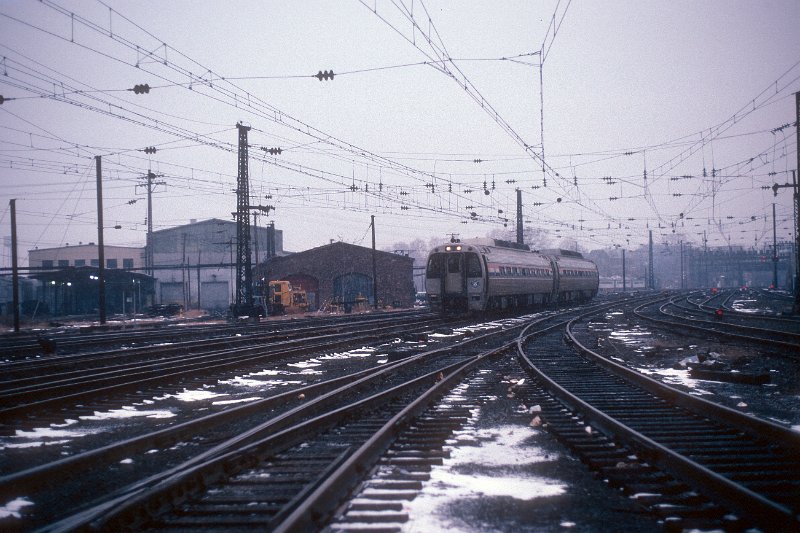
0 316 436 419
0 312 431 381
638 296 800 352
271 299 642 531
515 305 800 530
0 309 428 359
687 290 800 324
41 314 541 532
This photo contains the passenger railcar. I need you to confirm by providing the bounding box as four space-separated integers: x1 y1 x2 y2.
425 238 599 313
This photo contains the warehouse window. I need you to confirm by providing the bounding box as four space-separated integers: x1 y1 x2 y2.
74 259 85 267
42 260 54 268
123 258 134 269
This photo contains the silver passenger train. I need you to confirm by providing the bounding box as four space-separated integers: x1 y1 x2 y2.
426 238 599 313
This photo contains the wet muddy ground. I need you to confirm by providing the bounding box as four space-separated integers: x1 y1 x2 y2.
395 373 659 532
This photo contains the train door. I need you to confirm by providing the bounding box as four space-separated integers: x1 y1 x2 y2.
444 254 464 295
548 257 560 303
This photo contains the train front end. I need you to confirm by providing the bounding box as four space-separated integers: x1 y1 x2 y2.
425 242 485 313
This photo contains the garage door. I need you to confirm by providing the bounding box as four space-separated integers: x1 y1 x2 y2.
333 273 373 305
200 281 229 310
160 282 184 305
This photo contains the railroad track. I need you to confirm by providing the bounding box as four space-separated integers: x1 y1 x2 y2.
636 294 800 353
0 310 426 359
0 309 561 531
0 302 624 530
518 301 800 531
0 313 440 424
0 313 462 484
688 289 800 323
9 295 794 531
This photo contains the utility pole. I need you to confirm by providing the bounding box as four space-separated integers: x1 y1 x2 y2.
772 203 778 288
516 189 523 244
770 169 800 312
253 210 260 268
796 91 800 311
371 215 378 310
137 171 165 277
680 240 685 290
9 199 19 333
794 168 800 312
622 248 626 292
267 221 276 258
703 230 709 287
96 156 106 324
648 230 654 290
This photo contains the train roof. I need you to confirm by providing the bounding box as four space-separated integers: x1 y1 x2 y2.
538 248 586 259
462 238 531 251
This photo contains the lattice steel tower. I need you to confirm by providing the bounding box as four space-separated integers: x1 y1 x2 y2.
235 122 253 310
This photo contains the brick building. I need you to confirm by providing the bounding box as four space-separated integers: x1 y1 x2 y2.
256 242 414 310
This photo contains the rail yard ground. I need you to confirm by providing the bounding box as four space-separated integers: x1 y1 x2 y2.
1 290 798 531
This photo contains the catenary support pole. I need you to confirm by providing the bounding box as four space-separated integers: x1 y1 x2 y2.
772 203 778 288
622 248 626 292
795 90 800 311
704 230 708 287
648 230 654 290
235 123 253 314
96 156 106 324
794 169 800 312
516 189 523 244
371 215 378 310
10 199 20 332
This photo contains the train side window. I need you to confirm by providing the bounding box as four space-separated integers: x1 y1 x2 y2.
447 254 461 274
465 253 482 277
426 254 443 277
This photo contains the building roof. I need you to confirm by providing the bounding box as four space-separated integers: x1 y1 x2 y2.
150 218 233 235
151 218 281 238
28 243 143 254
269 241 413 264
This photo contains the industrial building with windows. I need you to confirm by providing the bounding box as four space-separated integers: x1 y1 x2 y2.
13 219 283 317
150 218 282 311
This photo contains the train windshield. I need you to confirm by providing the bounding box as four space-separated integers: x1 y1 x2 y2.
447 254 461 273
426 253 444 277
465 252 482 277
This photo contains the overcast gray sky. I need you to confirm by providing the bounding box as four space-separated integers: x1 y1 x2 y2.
1 0 798 266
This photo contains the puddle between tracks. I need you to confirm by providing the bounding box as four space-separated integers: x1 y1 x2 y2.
400 421 567 533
